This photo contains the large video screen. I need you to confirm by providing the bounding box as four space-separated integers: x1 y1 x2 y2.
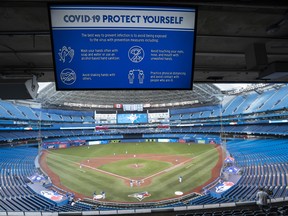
49 4 197 90
117 113 148 124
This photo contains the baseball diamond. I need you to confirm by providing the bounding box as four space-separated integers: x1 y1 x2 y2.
40 142 223 202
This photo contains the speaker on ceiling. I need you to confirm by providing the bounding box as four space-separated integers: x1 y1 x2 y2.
0 76 39 99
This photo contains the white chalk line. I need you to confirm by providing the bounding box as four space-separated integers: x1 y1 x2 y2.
142 146 221 181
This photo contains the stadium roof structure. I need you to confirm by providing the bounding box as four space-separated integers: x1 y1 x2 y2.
36 83 222 109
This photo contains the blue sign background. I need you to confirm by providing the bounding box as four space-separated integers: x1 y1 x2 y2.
50 5 196 90
117 113 148 124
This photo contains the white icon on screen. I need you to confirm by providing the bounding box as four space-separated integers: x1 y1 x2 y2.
128 69 144 84
138 70 144 84
60 68 76 85
128 70 135 84
128 46 144 63
58 46 74 63
127 114 139 123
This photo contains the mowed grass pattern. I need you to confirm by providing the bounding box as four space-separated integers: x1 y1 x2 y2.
46 142 220 202
99 158 171 178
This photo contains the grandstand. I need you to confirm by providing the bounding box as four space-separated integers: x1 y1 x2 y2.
1 0 288 214
0 83 288 215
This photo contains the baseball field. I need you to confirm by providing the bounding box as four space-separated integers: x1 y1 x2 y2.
41 142 222 202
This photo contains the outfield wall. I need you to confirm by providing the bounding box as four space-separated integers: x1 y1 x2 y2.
42 135 221 149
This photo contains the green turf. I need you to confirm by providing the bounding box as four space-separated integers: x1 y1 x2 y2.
99 158 171 178
46 142 220 202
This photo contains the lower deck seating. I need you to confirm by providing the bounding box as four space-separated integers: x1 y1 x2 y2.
0 146 92 212
188 139 288 205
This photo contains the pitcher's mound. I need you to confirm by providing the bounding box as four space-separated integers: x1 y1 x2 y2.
129 164 144 169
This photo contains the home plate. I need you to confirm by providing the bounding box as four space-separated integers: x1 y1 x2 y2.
175 191 183 196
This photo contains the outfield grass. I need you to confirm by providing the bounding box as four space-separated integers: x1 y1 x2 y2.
46 142 220 202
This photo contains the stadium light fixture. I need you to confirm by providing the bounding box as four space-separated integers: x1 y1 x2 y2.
0 75 39 99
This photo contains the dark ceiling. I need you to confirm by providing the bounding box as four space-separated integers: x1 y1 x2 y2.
0 0 288 96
